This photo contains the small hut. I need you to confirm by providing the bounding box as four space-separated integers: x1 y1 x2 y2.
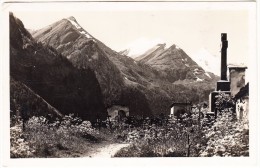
170 102 192 119
107 105 129 122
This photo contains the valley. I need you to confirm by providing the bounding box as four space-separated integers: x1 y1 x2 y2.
9 12 248 158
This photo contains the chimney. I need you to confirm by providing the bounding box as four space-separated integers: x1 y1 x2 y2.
221 33 228 80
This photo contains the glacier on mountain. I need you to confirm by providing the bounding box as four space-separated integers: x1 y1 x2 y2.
191 48 220 76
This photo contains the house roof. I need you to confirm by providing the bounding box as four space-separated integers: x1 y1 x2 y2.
228 64 247 69
170 102 192 107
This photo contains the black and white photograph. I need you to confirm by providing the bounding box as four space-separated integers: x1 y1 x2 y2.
0 0 259 167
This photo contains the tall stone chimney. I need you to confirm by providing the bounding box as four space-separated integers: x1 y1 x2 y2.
221 33 228 80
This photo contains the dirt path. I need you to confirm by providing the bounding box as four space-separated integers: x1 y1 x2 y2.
84 143 130 158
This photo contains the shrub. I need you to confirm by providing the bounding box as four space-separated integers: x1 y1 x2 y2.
199 93 249 157
114 115 204 157
10 118 35 158
199 112 249 157
115 93 249 157
10 114 102 158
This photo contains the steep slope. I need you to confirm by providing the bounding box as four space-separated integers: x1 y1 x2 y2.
32 16 173 117
32 16 216 117
10 13 107 121
133 43 218 105
10 77 63 121
33 17 125 107
118 49 130 56
100 43 217 109
135 44 217 83
135 43 166 62
95 42 173 117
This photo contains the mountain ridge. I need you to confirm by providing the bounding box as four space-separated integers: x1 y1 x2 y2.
133 42 218 83
133 43 220 78
135 43 167 62
10 13 107 121
31 15 217 117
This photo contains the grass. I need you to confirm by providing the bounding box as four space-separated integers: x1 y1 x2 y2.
10 115 112 158
114 113 248 157
11 104 249 158
113 120 201 157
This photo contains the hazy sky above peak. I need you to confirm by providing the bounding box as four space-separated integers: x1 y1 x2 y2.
12 3 252 67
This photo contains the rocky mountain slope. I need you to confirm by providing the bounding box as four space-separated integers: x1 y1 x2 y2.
31 16 217 117
32 17 125 107
135 43 167 62
32 16 170 117
10 13 107 121
135 43 218 83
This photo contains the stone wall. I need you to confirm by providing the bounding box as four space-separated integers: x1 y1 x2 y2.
229 68 246 97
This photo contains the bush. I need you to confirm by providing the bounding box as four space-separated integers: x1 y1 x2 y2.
200 112 249 157
10 119 35 158
114 116 203 157
115 93 249 157
199 93 249 157
10 114 102 158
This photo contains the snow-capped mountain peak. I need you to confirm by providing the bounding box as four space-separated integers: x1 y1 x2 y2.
120 37 167 58
66 17 93 39
191 48 220 76
67 17 81 29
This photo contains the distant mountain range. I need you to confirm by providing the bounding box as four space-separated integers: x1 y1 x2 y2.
134 43 218 82
10 13 218 120
123 42 220 77
119 37 166 58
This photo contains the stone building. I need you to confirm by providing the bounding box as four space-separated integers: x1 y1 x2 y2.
170 102 192 119
107 105 129 122
228 65 247 97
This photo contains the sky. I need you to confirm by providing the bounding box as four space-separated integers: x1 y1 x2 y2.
11 2 251 67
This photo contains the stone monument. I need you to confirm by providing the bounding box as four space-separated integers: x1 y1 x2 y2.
208 33 231 113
